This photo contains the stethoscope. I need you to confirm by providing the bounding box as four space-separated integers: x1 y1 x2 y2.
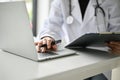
66 0 106 25
66 0 73 24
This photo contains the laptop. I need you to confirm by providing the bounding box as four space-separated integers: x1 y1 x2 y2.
0 1 76 61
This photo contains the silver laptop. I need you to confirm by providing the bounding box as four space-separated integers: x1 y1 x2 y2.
0 1 76 61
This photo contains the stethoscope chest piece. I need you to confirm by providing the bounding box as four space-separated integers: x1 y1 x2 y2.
66 16 74 24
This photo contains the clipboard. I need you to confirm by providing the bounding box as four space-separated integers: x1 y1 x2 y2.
65 32 120 48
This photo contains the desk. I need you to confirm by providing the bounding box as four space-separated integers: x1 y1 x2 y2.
0 49 120 80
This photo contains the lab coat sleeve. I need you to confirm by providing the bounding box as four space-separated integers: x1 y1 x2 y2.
38 0 63 40
107 0 120 32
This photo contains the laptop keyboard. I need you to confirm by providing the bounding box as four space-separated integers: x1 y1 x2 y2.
38 51 58 58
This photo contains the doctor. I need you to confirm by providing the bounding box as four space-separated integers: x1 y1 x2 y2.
35 0 120 80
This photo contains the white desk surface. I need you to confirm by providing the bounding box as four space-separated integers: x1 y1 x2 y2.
0 49 120 80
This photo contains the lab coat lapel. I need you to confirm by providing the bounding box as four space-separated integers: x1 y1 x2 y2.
83 0 104 25
71 0 82 24
83 0 95 25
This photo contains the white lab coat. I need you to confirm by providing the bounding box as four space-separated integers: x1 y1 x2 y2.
39 0 120 80
39 0 120 43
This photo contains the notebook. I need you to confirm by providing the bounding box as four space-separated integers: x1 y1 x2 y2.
0 1 76 61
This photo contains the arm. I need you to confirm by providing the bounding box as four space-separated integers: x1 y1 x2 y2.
36 0 64 53
106 0 120 55
38 0 64 40
107 0 120 32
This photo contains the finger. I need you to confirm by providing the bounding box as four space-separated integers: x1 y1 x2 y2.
36 45 41 53
41 47 47 53
34 42 38 45
37 40 43 47
47 39 53 49
35 40 43 46
107 42 118 48
41 39 46 51
109 41 120 46
107 43 120 50
42 39 47 45
109 49 120 55
36 41 43 53
107 43 115 49
52 45 57 51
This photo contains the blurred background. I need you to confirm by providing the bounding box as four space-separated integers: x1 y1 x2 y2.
0 0 53 36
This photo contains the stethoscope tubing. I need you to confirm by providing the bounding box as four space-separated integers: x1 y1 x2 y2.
95 0 105 17
69 0 72 15
67 0 106 26
69 0 105 17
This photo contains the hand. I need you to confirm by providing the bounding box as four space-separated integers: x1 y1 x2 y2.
107 41 120 55
35 37 57 53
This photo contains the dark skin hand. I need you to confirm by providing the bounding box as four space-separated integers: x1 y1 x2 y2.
35 37 57 53
107 41 120 55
